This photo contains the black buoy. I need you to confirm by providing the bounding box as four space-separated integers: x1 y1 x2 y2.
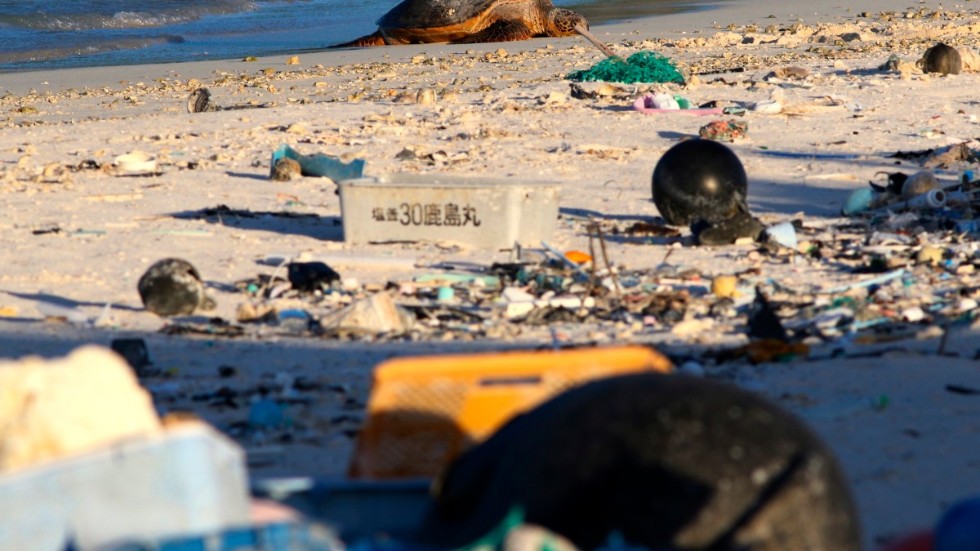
137 258 216 317
652 139 749 226
419 373 861 551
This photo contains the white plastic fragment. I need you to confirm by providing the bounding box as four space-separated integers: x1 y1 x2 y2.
752 99 783 113
650 93 680 109
113 151 158 174
901 306 926 323
764 222 798 250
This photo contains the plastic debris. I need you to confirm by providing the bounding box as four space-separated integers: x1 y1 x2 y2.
270 144 365 182
288 261 341 293
422 374 859 551
632 93 723 115
652 139 764 245
138 258 217 317
762 221 798 250
566 51 685 84
652 140 748 226
698 120 748 142
710 275 738 298
113 151 159 176
319 292 414 336
249 399 286 429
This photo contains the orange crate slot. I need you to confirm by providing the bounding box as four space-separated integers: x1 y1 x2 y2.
349 345 672 479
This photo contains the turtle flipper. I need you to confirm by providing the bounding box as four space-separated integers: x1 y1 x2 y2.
332 30 389 48
452 20 535 43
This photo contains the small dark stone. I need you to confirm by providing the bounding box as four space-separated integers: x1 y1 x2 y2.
287 261 341 293
218 365 237 378
187 87 217 113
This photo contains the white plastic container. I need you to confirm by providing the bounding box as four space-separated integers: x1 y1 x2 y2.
0 423 250 551
338 174 560 248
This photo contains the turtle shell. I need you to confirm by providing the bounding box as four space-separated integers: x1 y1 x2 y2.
378 0 523 29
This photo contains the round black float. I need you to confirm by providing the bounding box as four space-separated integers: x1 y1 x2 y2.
652 139 749 226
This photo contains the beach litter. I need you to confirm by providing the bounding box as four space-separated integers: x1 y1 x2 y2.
417 373 860 551
632 93 723 115
348 346 671 479
337 173 559 248
270 144 365 182
652 139 764 244
112 150 159 176
0 347 251 551
288 261 342 293
566 51 685 84
138 257 217 317
698 119 749 142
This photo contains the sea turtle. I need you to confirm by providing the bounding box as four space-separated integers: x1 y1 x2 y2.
334 0 616 56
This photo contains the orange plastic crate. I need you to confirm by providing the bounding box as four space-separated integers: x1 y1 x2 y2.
348 345 672 479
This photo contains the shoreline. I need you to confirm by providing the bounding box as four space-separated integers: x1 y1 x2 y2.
0 0 865 96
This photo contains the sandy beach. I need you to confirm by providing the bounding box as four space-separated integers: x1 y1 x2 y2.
3 0 980 548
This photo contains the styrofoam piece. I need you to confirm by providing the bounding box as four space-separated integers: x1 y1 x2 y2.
0 422 250 551
338 174 560 248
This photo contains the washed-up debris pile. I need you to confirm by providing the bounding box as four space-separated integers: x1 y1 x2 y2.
150 194 980 366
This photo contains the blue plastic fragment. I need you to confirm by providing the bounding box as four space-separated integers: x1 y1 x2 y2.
954 219 980 233
249 399 285 429
841 188 876 216
936 496 980 551
271 144 365 181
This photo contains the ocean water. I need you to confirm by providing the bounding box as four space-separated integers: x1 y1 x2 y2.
0 0 720 73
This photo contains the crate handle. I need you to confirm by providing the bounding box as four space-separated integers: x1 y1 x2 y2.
478 375 542 387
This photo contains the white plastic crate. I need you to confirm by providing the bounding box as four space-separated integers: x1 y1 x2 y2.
0 423 250 551
338 174 560 248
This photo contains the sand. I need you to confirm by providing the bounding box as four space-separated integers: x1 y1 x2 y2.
2 0 980 548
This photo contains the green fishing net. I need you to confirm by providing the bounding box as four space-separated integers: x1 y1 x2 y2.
567 51 685 84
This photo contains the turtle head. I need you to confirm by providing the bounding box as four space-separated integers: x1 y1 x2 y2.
548 8 587 36
549 8 619 59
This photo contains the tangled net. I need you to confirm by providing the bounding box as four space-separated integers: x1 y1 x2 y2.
567 51 685 84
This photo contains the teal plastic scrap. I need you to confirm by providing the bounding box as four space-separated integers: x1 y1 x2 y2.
566 51 685 84
271 145 365 181
822 268 907 295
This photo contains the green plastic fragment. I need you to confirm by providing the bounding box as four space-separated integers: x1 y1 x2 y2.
567 51 685 84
